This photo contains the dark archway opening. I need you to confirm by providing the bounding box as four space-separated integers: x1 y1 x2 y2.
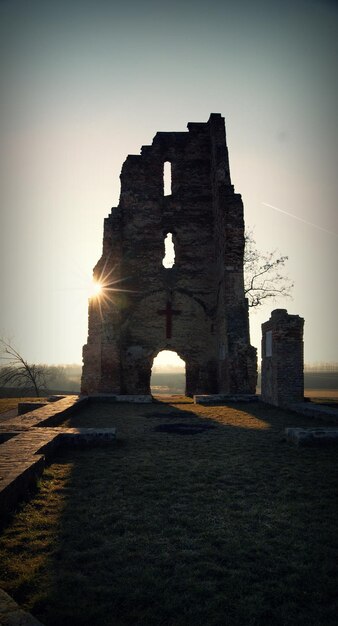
150 350 185 395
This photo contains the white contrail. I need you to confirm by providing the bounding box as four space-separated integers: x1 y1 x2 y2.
262 202 337 237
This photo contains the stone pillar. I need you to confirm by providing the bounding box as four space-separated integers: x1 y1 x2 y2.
261 309 304 407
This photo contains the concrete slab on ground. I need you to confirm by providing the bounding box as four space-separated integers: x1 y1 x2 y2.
285 427 338 446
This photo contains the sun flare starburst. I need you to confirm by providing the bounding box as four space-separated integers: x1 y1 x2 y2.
89 280 103 298
86 258 137 320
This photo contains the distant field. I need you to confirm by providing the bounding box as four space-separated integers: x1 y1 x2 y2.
304 389 338 398
303 390 338 403
1 371 337 402
304 371 338 390
151 371 338 397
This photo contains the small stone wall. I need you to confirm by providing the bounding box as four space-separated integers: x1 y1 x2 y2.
285 427 338 446
261 309 304 407
0 396 116 524
18 402 48 415
85 394 152 403
194 394 257 405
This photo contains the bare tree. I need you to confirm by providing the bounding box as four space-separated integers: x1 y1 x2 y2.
0 339 49 397
244 231 294 308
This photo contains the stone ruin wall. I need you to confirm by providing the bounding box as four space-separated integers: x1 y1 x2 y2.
81 114 257 396
261 309 304 407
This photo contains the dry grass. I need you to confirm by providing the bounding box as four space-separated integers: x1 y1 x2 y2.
0 398 337 625
304 389 338 402
0 397 45 414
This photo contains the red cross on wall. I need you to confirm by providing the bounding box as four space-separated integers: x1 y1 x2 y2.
157 301 181 338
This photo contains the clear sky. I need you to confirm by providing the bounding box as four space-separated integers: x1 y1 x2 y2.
0 0 337 368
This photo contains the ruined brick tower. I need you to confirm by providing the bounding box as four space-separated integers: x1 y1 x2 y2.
81 114 257 396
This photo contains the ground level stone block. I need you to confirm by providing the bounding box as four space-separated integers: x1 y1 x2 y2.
194 394 257 404
285 427 338 446
18 402 48 415
85 394 153 403
56 427 116 446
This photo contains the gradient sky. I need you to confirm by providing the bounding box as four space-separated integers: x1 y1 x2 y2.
0 0 337 368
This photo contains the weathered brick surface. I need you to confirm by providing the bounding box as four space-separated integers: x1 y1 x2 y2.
0 456 46 520
2 395 88 429
81 114 257 396
261 309 304 407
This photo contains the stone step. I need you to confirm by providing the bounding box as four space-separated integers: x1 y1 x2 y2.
1 409 116 522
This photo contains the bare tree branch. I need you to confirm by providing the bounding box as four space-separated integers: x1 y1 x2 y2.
244 230 294 308
0 338 49 397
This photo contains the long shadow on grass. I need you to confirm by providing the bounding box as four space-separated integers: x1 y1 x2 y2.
4 400 338 626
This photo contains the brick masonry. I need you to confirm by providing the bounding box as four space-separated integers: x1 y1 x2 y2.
81 114 257 397
261 309 304 407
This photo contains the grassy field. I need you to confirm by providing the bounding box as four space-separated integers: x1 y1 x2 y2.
0 398 337 625
0 397 46 413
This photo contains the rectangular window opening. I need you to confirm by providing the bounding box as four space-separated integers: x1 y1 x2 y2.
163 161 172 196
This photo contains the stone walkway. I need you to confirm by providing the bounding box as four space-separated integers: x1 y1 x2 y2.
0 395 117 625
0 396 116 522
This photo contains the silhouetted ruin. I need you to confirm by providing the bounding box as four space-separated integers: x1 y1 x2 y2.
81 114 257 395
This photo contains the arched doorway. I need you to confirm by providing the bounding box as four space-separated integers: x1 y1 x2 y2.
150 350 185 396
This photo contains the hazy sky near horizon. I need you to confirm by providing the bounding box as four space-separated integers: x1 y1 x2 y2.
0 0 337 367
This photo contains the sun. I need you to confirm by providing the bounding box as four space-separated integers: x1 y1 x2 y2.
84 260 136 314
89 280 103 298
